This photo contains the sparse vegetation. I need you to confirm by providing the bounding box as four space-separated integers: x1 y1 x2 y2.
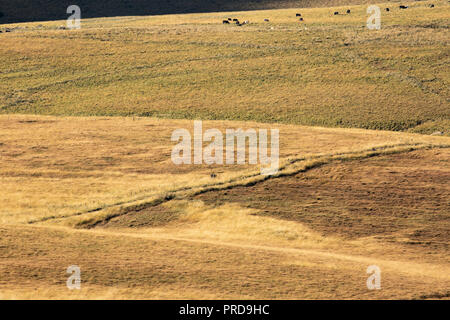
1 1 449 300
0 1 448 132
1 114 449 299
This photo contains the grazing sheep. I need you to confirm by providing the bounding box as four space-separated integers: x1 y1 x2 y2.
386 8 390 12
346 9 351 14
210 173 217 178
296 13 301 17
228 18 232 21
264 19 270 22
299 18 304 21
430 4 435 8
235 21 240 25
399 5 408 9
243 20 249 25
233 18 238 22
223 20 230 24
334 12 339 15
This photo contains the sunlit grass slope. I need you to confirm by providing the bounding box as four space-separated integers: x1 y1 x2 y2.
1 1 449 132
1 114 448 225
1 147 449 300
1 1 449 301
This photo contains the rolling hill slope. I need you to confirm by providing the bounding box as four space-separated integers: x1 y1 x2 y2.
0 114 449 299
1 2 449 133
1 2 449 299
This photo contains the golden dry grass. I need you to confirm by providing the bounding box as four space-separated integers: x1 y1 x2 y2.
1 1 449 300
0 115 449 299
1 114 448 225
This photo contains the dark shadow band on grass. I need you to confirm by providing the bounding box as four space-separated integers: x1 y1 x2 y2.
0 0 369 24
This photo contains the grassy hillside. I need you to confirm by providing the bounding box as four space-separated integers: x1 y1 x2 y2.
1 1 449 301
4 114 447 224
0 0 374 24
0 114 449 299
1 1 449 132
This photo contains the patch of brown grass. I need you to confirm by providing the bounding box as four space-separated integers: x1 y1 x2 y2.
193 148 450 260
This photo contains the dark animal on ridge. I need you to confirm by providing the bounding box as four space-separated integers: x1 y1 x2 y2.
334 12 339 15
386 8 390 12
399 5 408 9
296 13 301 17
346 9 351 14
223 20 230 24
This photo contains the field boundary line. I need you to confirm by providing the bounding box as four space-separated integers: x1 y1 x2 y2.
28 142 449 226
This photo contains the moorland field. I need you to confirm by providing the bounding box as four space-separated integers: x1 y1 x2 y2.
0 0 449 299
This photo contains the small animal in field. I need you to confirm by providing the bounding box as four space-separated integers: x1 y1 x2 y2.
223 20 230 24
346 9 351 14
233 18 238 22
399 5 408 9
264 19 270 22
242 20 249 25
386 8 390 12
228 18 232 21
296 13 301 17
299 18 304 21
334 12 339 15
430 4 435 8
210 173 217 178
